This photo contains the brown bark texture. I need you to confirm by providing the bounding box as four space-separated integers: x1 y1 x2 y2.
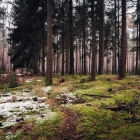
119 0 126 78
46 0 52 85
98 0 104 75
91 0 96 80
69 0 74 75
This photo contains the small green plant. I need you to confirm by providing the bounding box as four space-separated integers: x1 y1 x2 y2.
80 78 86 83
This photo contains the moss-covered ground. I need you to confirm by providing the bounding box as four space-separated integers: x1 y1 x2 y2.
1 74 140 139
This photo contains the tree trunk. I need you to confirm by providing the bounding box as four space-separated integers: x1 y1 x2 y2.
79 36 81 74
106 49 109 73
57 36 59 74
98 0 104 75
66 37 69 74
136 0 139 74
76 38 78 75
42 0 45 76
69 0 74 75
62 0 65 75
91 0 96 80
126 35 129 73
132 27 135 72
33 44 38 75
83 0 86 74
118 0 120 73
54 56 55 73
82 36 83 74
46 0 52 85
119 0 126 78
114 0 117 74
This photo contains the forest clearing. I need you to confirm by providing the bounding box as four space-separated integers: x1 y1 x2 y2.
0 73 140 139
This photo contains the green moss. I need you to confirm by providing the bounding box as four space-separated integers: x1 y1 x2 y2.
14 112 63 139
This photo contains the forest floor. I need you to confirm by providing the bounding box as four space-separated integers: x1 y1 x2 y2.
0 73 140 140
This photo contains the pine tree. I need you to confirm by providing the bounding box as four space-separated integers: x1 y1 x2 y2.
119 0 126 78
46 0 52 85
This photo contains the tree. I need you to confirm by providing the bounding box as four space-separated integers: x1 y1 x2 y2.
114 0 117 74
119 0 126 78
91 0 96 80
69 0 74 75
8 0 47 73
83 0 86 74
98 0 105 75
46 0 52 85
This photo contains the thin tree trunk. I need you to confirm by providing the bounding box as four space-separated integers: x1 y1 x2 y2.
42 0 45 76
46 0 52 85
83 0 86 74
33 44 38 75
62 0 64 75
106 49 109 73
76 38 77 74
119 0 126 78
98 0 104 75
54 56 55 73
91 0 96 80
69 0 74 75
82 36 83 74
136 0 139 74
66 37 69 74
118 0 120 73
132 27 135 72
126 35 129 73
114 0 117 74
79 36 81 74
57 36 59 74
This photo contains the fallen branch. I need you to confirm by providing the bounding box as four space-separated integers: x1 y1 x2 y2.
82 94 112 98
99 106 129 111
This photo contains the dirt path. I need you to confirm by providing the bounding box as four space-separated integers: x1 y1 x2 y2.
58 108 79 140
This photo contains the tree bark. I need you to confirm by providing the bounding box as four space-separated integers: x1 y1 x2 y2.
136 0 139 74
132 27 135 72
69 0 74 75
62 0 65 75
76 38 78 75
91 0 96 80
114 0 117 74
42 0 45 76
46 0 52 85
66 37 69 74
119 0 126 78
98 0 104 75
83 0 86 74
57 36 59 74
118 0 120 73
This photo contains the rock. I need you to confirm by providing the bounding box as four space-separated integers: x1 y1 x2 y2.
39 114 45 117
18 99 23 102
3 92 11 96
25 106 33 110
59 78 65 83
23 89 30 92
32 97 38 101
108 88 112 92
0 121 3 126
16 117 24 122
86 103 93 106
39 103 46 108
